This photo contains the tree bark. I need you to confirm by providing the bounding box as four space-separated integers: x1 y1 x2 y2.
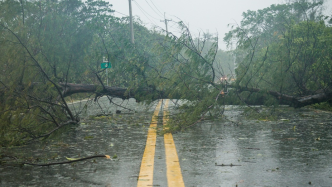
59 83 171 101
58 83 331 108
60 83 129 99
232 85 332 108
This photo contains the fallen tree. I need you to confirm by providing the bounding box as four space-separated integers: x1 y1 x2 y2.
59 83 171 101
232 85 332 108
59 83 332 108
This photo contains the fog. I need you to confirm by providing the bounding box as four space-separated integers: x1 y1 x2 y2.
107 0 332 50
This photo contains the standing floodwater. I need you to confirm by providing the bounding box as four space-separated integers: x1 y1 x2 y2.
173 105 332 187
1 99 332 187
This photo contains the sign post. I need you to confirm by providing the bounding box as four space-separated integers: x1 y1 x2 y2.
101 59 112 86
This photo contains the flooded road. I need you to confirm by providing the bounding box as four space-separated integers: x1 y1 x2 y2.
1 98 332 187
173 105 332 187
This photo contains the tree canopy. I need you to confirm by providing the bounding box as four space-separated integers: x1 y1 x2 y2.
224 0 332 106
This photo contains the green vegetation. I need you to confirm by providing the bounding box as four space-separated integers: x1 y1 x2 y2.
0 0 332 147
224 0 332 107
310 102 332 111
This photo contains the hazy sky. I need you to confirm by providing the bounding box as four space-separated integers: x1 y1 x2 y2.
107 0 332 50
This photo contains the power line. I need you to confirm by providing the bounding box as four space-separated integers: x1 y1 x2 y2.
134 1 160 20
149 0 164 17
144 0 164 18
114 11 128 17
133 1 159 25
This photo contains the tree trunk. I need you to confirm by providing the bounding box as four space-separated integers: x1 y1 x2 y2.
59 83 332 107
232 85 332 108
61 83 129 99
59 83 170 101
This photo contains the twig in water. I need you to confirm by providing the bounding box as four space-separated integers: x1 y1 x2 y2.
23 155 111 166
215 163 241 167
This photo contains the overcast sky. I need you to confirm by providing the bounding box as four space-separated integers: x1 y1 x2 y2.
106 0 332 50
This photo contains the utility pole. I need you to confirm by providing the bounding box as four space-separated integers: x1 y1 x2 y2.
160 13 171 35
128 0 134 44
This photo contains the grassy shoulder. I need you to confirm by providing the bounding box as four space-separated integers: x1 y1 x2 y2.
308 101 332 112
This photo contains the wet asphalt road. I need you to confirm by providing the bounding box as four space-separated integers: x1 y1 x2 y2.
1 97 332 187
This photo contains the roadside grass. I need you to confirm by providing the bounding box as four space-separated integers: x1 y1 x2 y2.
308 102 332 112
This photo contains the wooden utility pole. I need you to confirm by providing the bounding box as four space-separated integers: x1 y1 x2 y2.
160 13 171 35
128 0 134 44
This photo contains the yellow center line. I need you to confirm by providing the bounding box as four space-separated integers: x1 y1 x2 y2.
163 99 185 187
137 100 162 187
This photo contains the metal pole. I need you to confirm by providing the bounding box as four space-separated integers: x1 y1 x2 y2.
128 0 134 44
106 68 108 86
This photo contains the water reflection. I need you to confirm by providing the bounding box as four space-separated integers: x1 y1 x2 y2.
173 105 332 187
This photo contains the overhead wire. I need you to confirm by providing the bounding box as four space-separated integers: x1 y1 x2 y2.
144 0 164 18
149 0 164 17
133 0 159 25
143 0 176 36
112 0 183 49
132 1 182 36
114 11 128 17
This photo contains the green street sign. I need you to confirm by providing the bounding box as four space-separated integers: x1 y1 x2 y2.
101 62 111 69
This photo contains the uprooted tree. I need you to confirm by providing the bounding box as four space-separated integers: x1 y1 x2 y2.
0 0 332 146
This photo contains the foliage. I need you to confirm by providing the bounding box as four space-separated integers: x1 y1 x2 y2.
310 101 332 111
0 0 166 145
1 0 332 146
224 0 332 105
144 23 234 130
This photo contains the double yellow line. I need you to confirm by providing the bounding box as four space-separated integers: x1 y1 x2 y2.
137 99 185 187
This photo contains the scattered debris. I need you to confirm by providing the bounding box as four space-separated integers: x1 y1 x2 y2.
215 163 241 167
244 147 260 150
23 155 111 166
